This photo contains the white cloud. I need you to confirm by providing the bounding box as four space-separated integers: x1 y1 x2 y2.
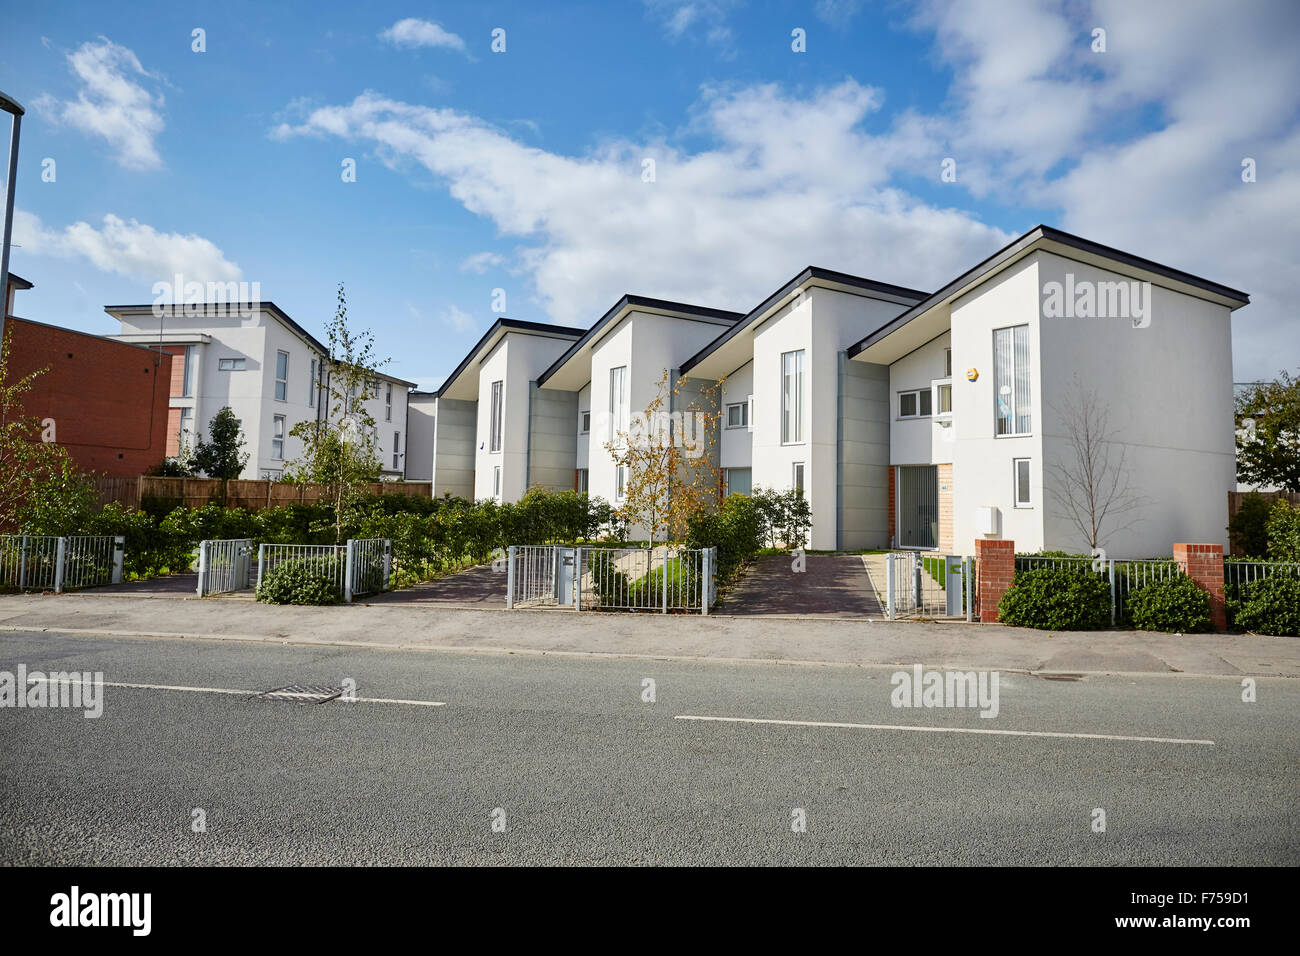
13 210 241 283
460 252 506 274
441 305 477 333
643 1 740 54
380 18 467 53
273 83 1004 325
815 0 864 28
36 37 165 171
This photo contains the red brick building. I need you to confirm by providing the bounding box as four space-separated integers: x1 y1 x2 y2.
4 276 173 477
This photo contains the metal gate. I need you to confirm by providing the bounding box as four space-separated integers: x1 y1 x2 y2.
884 550 972 620
506 545 716 614
0 535 123 592
196 538 254 596
345 537 391 602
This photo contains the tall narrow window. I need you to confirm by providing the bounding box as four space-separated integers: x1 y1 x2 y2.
275 351 289 401
308 358 317 407
179 407 193 449
615 463 627 499
182 346 196 398
609 366 628 441
781 349 805 444
493 465 501 499
392 431 401 470
385 383 393 422
993 325 1031 436
944 347 953 378
272 415 285 460
792 462 805 496
489 380 503 452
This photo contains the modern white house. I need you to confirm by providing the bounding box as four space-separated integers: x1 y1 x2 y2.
679 269 929 550
105 302 415 480
842 226 1247 557
427 318 587 500
534 295 742 513
416 225 1249 557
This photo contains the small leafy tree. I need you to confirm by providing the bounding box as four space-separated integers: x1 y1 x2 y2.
0 331 97 533
193 407 249 481
286 283 389 542
604 370 723 545
1236 369 1300 492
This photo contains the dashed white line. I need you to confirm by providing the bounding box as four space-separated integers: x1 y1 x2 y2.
674 715 1215 745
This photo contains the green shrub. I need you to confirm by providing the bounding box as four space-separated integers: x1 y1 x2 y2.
1265 500 1300 562
1126 574 1212 633
627 556 701 609
1232 576 1300 636
1228 493 1273 558
998 567 1112 630
255 556 343 605
686 492 763 584
588 550 630 607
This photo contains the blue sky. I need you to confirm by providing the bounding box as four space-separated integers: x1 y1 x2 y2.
2 0 1297 387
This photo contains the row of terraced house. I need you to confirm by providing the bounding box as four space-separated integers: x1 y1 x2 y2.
5 225 1249 557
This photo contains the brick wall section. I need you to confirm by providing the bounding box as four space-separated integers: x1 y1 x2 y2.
4 317 173 476
937 463 953 553
1173 543 1226 631
975 538 1015 623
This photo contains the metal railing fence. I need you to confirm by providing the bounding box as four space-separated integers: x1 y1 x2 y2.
506 544 715 614
0 535 123 592
254 540 391 603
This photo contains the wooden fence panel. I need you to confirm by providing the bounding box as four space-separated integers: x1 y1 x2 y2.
91 476 433 513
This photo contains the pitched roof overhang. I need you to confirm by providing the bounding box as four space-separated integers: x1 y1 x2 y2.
846 225 1251 366
435 317 586 401
535 295 742 391
678 267 929 380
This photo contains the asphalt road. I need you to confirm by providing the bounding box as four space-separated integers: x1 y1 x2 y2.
1 631 1296 865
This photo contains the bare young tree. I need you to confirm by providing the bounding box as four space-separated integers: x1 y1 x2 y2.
1047 378 1146 552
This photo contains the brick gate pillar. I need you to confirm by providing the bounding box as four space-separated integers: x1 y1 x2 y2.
1172 543 1226 631
975 538 1015 623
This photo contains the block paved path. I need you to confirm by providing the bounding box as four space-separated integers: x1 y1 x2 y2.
717 553 882 617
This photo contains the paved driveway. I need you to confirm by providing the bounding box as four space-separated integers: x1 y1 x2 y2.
367 563 506 608
717 553 882 617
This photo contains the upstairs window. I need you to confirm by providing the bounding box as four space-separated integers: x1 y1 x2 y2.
781 350 804 444
898 388 932 419
218 357 245 371
489 380 503 452
725 401 749 429
609 366 628 441
994 325 1032 436
275 351 288 401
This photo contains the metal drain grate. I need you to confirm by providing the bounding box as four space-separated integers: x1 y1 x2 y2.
253 685 345 705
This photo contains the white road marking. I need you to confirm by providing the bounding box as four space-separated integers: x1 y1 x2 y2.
24 677 445 708
674 714 1215 746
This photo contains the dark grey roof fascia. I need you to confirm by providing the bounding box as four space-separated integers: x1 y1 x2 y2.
434 317 586 398
536 295 743 387
680 267 929 374
846 225 1250 359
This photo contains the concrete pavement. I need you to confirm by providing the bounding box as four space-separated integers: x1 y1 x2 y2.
0 588 1297 678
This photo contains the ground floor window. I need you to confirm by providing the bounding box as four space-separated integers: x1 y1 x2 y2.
1013 457 1032 507
576 468 589 494
272 415 285 460
493 465 502 499
723 467 751 496
792 462 805 497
